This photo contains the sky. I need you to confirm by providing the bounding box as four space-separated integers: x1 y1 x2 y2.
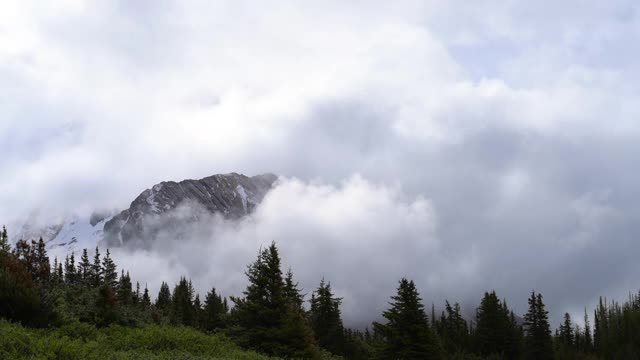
2 0 640 326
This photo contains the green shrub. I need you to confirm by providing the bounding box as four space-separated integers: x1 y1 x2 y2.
0 320 279 360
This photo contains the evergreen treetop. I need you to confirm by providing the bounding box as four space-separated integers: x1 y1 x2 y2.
523 291 553 360
373 278 443 360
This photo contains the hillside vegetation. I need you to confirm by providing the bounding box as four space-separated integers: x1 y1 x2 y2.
0 320 278 360
1 226 640 359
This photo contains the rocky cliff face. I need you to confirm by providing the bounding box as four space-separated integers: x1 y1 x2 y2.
103 173 277 247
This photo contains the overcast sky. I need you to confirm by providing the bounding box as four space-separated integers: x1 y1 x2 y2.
2 0 640 326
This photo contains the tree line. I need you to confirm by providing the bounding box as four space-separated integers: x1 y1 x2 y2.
1 225 639 359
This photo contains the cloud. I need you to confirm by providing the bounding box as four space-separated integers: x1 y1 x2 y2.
2 0 640 325
109 176 440 326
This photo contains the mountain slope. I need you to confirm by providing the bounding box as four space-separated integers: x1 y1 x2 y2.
11 173 277 252
11 211 115 255
103 173 277 247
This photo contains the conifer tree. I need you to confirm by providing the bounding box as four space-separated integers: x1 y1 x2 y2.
555 312 575 359
102 249 118 290
78 248 91 285
51 257 60 284
593 306 601 354
57 262 63 283
558 312 574 346
309 278 346 355
284 268 304 309
193 293 203 328
473 291 520 358
440 301 469 355
64 253 77 285
91 246 102 286
156 281 172 311
373 278 443 359
171 277 195 326
203 287 226 331
133 281 141 304
33 238 49 283
117 270 133 305
141 284 151 308
14 240 38 279
0 225 9 253
96 281 117 326
583 308 593 352
231 242 317 358
505 303 524 359
523 291 554 360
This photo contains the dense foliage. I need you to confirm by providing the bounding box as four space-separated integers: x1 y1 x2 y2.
0 320 276 360
1 225 640 359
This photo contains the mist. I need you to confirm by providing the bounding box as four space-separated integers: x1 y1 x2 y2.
3 0 640 330
98 173 631 328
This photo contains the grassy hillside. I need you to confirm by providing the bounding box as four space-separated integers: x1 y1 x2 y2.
0 320 278 360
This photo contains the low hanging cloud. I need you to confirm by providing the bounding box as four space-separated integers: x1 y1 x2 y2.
110 176 445 327
109 172 625 328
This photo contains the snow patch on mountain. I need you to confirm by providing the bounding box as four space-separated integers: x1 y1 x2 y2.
11 211 116 256
236 184 248 212
47 215 113 254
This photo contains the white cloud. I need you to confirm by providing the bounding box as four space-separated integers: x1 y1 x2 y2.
110 176 443 326
2 0 640 324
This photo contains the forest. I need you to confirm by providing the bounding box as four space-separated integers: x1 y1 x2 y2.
1 225 639 360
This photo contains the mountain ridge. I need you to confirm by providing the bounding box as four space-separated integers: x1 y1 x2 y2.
103 172 277 247
11 172 278 252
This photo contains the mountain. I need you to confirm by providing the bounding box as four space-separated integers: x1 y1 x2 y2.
10 210 116 255
11 173 278 253
103 173 277 247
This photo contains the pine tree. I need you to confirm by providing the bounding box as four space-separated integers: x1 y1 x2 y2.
57 262 63 283
473 290 520 358
91 246 102 286
96 282 117 326
193 293 203 328
156 281 172 311
203 287 226 331
583 308 593 352
102 249 117 290
133 281 141 304
141 284 151 308
78 248 91 285
51 257 60 284
505 303 524 360
284 268 304 309
64 253 77 285
117 270 133 305
12 240 30 269
0 225 9 253
171 277 195 326
231 242 317 358
558 312 574 346
523 291 553 360
440 301 469 355
556 312 575 359
33 238 49 283
309 278 346 355
373 278 443 359
14 239 49 283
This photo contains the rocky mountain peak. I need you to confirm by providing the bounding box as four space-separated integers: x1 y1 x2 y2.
103 173 277 247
